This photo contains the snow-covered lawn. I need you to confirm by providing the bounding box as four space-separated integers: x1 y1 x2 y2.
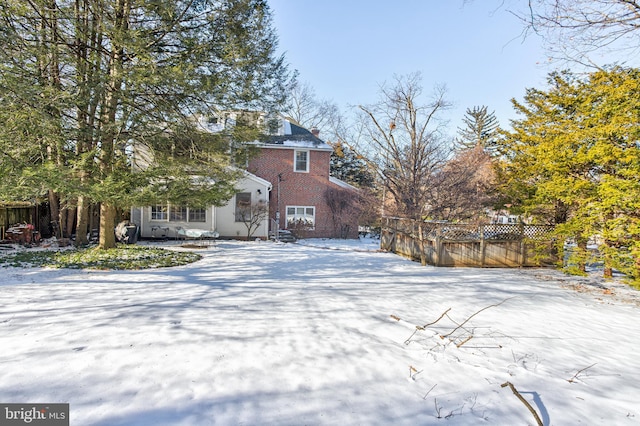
1 238 638 425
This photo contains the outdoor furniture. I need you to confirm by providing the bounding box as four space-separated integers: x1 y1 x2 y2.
175 227 219 245
151 226 170 239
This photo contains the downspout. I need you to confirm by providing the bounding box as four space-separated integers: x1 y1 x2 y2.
276 173 282 240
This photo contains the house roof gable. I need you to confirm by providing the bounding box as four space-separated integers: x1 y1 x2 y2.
261 117 332 151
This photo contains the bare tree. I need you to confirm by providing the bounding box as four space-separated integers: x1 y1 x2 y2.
428 146 497 222
515 0 640 64
325 187 362 238
235 199 269 240
356 72 451 219
282 79 345 140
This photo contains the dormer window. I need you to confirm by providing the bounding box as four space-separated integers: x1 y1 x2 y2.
295 150 309 172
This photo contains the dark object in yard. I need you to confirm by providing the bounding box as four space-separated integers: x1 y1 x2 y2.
5 223 40 245
115 222 139 244
270 229 296 243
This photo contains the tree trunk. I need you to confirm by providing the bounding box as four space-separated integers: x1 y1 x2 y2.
48 190 61 238
577 237 588 273
75 196 90 246
96 0 129 250
603 242 613 279
98 203 116 249
65 201 76 239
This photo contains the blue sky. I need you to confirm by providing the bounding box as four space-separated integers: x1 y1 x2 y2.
268 0 551 135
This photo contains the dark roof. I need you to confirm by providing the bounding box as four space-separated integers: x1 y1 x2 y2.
259 117 330 149
289 122 311 136
267 134 326 146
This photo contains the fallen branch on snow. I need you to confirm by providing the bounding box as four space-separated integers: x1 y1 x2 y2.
441 297 514 339
399 298 513 347
422 383 437 400
501 381 543 426
567 363 597 383
417 308 451 330
456 335 473 348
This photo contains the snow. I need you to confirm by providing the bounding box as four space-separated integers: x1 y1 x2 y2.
1 238 638 425
276 139 332 150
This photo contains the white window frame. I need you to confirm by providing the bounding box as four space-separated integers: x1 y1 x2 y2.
188 207 207 223
170 205 188 222
151 204 168 221
286 205 315 230
235 192 252 222
150 204 206 223
294 150 309 173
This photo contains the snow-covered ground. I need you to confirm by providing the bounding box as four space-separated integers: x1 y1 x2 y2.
0 238 638 425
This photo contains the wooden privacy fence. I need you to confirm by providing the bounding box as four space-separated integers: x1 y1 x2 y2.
381 217 556 268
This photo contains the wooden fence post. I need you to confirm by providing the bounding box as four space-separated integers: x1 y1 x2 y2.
434 226 442 267
418 222 427 266
480 225 486 267
519 223 526 266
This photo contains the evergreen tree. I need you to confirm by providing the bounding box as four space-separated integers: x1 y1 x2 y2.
329 141 375 188
0 0 289 248
455 106 499 152
496 67 640 283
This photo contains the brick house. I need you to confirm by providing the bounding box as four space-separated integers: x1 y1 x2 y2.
248 117 360 239
132 114 359 240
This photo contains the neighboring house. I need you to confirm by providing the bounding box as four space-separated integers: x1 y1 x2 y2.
247 117 360 239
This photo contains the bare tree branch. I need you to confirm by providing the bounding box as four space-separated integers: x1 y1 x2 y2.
501 381 543 426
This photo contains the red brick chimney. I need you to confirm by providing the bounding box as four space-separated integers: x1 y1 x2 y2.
311 128 320 137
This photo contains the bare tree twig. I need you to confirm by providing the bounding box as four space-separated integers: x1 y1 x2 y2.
567 363 597 383
423 383 438 400
501 381 543 426
417 307 451 330
403 329 419 345
434 398 443 419
456 335 474 348
409 365 423 380
441 297 514 338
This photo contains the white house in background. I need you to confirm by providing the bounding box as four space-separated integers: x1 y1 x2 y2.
131 171 272 240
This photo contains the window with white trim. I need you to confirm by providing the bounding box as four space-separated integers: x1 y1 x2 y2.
150 204 206 223
286 206 315 229
294 150 309 172
151 205 168 221
188 208 206 223
170 205 187 221
235 192 251 222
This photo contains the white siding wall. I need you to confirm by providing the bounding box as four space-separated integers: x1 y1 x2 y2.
215 178 270 239
132 174 270 240
136 206 216 239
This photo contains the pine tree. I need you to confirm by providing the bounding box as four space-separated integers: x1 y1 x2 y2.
496 67 640 283
455 106 500 153
329 141 375 188
0 0 290 249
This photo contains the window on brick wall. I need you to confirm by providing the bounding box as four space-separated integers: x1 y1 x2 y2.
286 206 315 230
294 150 309 172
